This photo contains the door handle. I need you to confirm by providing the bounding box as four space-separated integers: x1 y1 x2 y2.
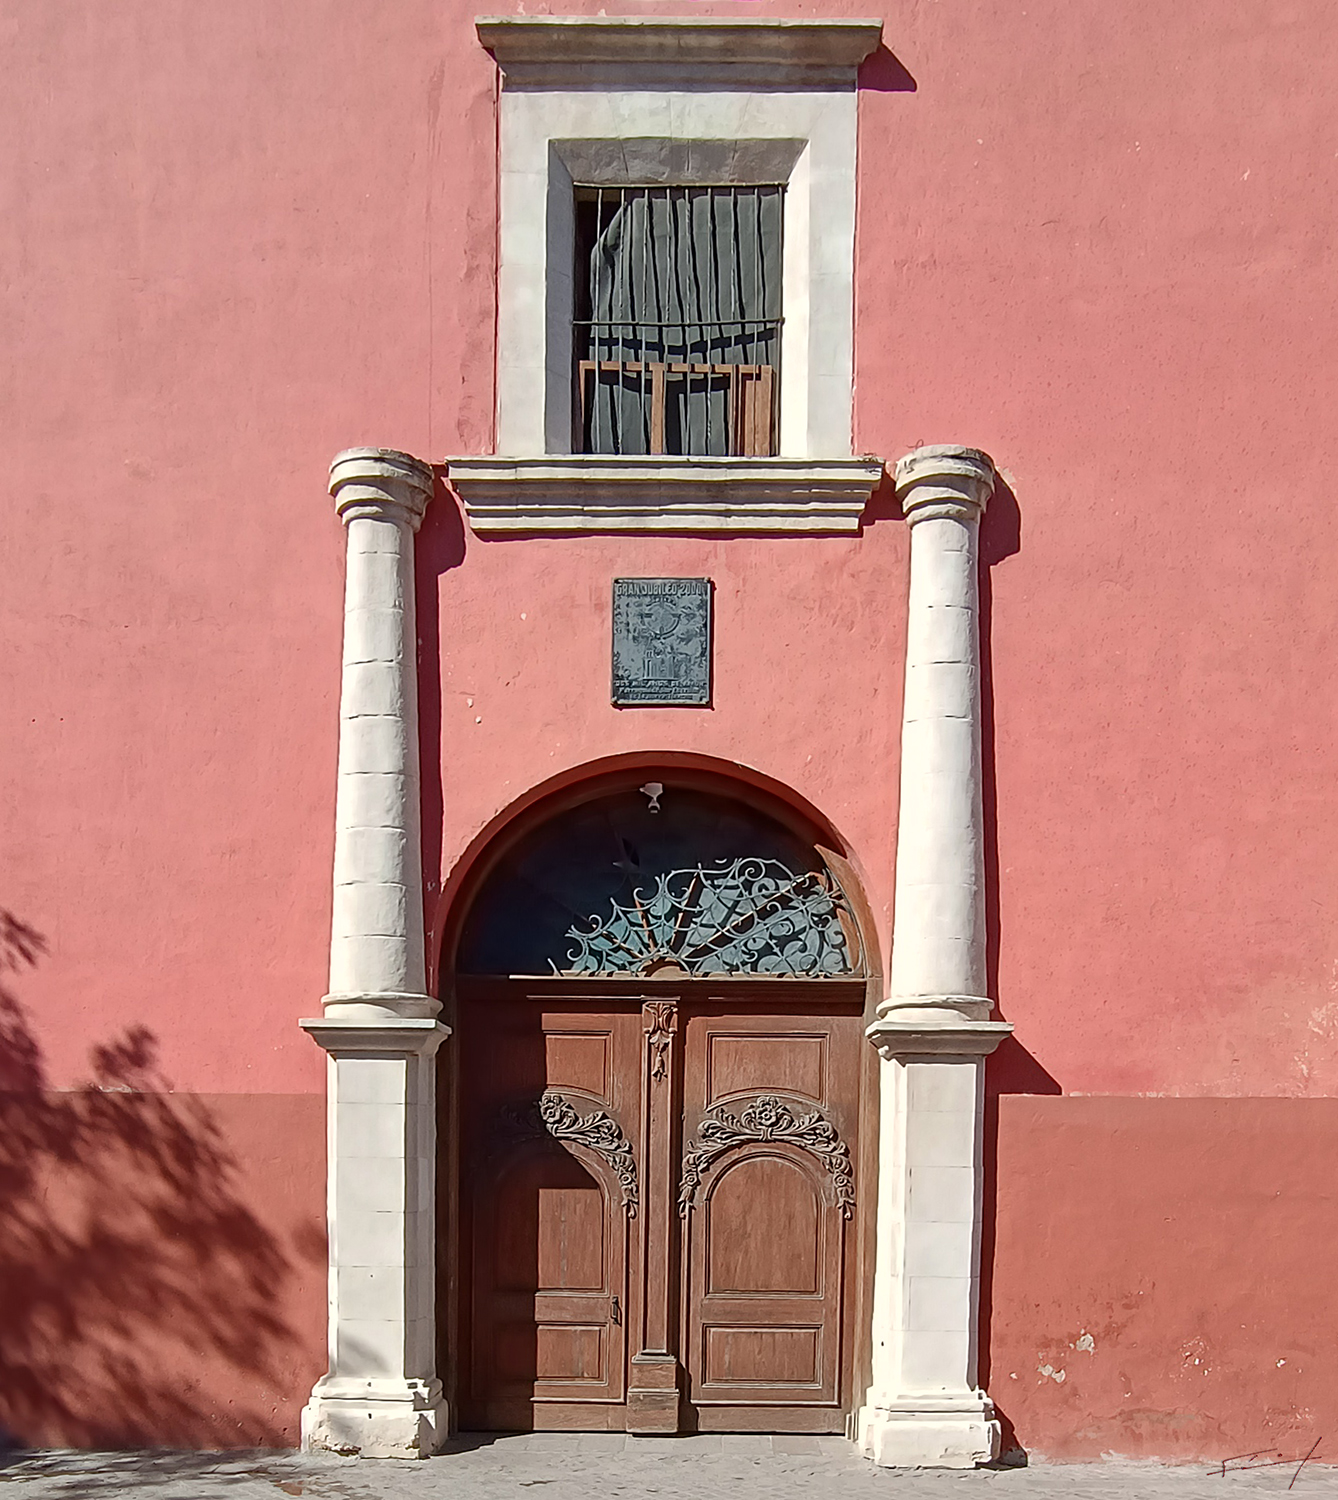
611 1295 621 1325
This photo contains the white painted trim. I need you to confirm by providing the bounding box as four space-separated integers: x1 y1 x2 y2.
867 1018 1012 1059
300 1016 450 1056
486 63 864 472
446 454 884 534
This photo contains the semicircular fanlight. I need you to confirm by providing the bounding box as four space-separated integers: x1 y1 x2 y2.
458 786 864 978
560 856 855 977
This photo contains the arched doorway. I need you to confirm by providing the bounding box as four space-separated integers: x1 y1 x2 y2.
442 773 878 1435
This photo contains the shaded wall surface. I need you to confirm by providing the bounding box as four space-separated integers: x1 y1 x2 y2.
1 0 1336 1460
0 918 326 1448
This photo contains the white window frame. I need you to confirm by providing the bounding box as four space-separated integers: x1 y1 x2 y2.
451 18 885 535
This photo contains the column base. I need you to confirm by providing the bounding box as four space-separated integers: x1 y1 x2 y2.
858 1395 1000 1469
301 1376 448 1459
626 1352 682 1434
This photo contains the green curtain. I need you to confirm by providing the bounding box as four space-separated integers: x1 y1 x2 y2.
583 186 782 456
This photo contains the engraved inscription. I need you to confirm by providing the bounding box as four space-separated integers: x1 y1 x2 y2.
612 577 711 706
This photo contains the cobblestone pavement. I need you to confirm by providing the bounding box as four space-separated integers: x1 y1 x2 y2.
1 1437 1333 1500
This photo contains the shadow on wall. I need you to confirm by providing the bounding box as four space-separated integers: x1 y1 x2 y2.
859 45 917 93
974 477 1060 1464
0 910 312 1451
416 471 469 987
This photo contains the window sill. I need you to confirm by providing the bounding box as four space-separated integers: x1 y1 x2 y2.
444 455 886 536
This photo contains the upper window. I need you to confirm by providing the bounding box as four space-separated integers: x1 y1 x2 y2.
455 17 885 534
573 185 783 457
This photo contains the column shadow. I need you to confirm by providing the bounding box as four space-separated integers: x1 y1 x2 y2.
415 471 469 996
415 474 468 1421
974 479 1059 1463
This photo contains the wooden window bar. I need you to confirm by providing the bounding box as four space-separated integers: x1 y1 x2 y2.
578 360 776 457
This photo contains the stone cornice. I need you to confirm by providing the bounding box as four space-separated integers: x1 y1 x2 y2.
475 16 883 73
445 455 885 536
866 1017 1013 1061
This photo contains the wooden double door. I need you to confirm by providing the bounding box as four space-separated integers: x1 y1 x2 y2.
456 979 866 1433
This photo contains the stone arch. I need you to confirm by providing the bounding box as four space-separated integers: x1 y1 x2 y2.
433 753 883 1009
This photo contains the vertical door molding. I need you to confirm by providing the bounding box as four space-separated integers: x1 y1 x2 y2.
860 446 1012 1469
300 449 450 1458
627 997 684 1432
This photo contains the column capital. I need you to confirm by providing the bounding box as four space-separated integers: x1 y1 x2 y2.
894 444 996 526
329 447 435 530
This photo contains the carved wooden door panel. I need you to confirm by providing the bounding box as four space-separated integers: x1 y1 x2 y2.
678 1002 863 1432
460 995 643 1431
458 982 864 1433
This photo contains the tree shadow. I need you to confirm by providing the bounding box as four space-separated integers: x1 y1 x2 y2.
0 1448 373 1499
0 911 313 1451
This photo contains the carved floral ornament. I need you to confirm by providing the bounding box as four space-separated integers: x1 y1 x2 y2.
558 857 863 978
506 1092 640 1217
643 1000 678 1081
677 1094 855 1218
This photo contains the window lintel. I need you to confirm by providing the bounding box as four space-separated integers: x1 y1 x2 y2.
476 16 883 75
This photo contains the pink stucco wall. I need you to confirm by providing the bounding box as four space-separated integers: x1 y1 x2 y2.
2 0 1337 1457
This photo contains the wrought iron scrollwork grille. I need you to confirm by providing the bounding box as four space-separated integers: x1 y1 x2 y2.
556 857 860 978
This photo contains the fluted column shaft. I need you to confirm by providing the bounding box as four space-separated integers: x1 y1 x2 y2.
301 449 448 1460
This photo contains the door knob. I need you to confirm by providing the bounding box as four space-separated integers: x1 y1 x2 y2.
611 1295 621 1325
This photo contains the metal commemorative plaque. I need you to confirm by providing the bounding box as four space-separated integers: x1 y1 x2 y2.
611 578 712 707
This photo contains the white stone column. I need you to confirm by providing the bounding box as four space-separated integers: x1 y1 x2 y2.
860 446 1012 1469
300 448 449 1459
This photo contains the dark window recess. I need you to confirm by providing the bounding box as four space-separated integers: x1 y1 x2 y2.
574 185 783 457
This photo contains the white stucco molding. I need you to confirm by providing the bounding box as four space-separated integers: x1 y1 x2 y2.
303 451 449 1459
447 455 885 535
461 16 883 534
866 1018 1013 1060
299 1016 451 1056
860 445 1012 1470
476 16 883 73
